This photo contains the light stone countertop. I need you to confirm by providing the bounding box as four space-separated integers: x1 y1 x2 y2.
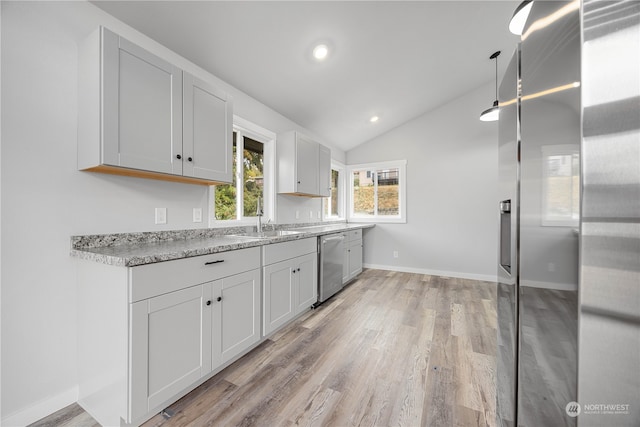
70 223 374 267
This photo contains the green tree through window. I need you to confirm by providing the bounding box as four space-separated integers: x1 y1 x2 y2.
215 132 264 220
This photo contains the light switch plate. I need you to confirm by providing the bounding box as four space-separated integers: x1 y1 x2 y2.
193 208 202 223
155 208 167 224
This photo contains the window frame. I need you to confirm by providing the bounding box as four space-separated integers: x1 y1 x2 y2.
347 159 407 224
323 160 346 221
209 115 276 227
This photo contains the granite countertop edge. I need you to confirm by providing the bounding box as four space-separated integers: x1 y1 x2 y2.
71 223 374 267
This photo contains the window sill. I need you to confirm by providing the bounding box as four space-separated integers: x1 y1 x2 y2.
348 217 406 224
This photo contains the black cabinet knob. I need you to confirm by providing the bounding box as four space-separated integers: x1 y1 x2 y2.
176 154 182 160
297 268 301 272
217 296 222 302
206 300 212 306
188 157 193 162
292 270 296 274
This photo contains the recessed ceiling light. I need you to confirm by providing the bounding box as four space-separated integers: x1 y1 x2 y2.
313 44 329 61
370 116 379 123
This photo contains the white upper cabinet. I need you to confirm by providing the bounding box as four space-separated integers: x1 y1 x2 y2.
78 27 232 186
102 30 183 175
183 73 232 182
295 133 319 195
318 144 331 197
277 131 331 197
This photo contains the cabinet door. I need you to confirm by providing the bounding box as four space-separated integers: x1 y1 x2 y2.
218 269 261 363
130 284 211 420
349 240 363 279
263 260 295 335
102 29 182 175
318 144 331 197
342 244 350 284
183 73 232 182
295 252 318 313
295 134 319 195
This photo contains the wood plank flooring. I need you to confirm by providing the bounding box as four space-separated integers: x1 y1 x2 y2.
30 269 497 427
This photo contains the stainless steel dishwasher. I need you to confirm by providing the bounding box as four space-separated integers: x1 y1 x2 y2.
317 233 345 305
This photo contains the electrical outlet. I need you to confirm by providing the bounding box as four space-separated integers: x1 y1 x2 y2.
193 208 202 223
295 210 300 219
317 211 321 219
309 210 313 219
155 208 167 225
393 251 399 258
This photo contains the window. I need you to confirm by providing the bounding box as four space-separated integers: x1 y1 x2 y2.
347 160 407 223
210 117 275 225
541 145 579 226
324 161 345 220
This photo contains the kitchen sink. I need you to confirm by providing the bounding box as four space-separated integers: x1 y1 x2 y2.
230 230 303 239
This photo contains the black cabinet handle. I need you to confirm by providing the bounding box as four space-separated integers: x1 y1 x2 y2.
205 260 225 265
176 154 182 160
188 157 193 162
217 296 222 302
206 300 212 306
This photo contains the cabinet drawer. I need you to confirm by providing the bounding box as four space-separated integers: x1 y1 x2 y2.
263 238 317 266
347 229 362 242
130 247 260 302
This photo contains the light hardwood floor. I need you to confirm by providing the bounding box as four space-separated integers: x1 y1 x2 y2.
30 269 497 427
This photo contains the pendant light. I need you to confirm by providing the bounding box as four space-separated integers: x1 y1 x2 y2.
509 1 533 35
480 51 501 122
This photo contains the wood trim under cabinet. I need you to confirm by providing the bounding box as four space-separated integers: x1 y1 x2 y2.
81 165 225 186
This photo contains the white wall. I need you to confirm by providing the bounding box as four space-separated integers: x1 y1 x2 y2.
347 83 499 281
0 1 342 424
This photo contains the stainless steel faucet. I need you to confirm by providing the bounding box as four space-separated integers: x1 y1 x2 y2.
256 197 263 233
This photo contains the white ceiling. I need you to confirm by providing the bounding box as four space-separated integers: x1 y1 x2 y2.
92 1 521 152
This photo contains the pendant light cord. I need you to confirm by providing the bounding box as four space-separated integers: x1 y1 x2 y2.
489 50 501 103
495 54 498 101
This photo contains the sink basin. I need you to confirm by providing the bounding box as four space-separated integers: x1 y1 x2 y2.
232 230 303 239
222 234 266 241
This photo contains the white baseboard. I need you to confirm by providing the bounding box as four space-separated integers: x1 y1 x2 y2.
1 386 78 427
363 263 497 283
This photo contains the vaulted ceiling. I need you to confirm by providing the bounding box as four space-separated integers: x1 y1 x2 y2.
93 1 521 151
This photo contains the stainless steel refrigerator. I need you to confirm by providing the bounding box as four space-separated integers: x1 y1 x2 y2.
497 1 640 426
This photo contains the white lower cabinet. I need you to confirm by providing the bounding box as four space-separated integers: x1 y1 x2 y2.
263 238 317 336
129 268 260 420
77 247 260 426
295 253 318 312
263 259 295 334
219 269 261 363
130 285 213 420
343 229 363 284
